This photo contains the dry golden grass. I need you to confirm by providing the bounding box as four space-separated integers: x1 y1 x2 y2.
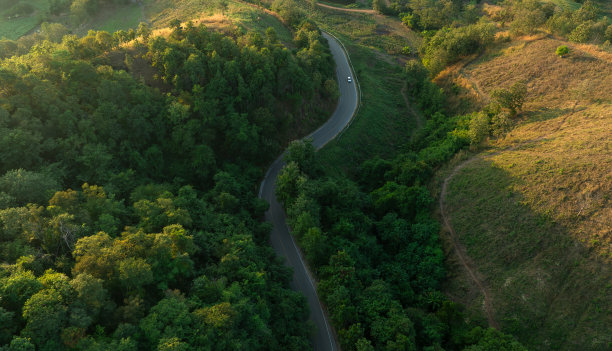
494 103 611 257
440 34 612 349
151 13 234 38
461 37 612 256
465 37 612 110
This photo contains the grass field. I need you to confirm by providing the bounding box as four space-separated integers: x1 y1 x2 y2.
0 0 48 39
317 40 415 176
312 5 421 56
84 2 144 35
439 34 612 350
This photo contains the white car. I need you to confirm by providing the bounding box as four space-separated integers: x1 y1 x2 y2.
347 76 352 83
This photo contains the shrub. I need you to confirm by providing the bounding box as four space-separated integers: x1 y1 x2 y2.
491 111 513 138
401 46 413 55
491 82 527 116
421 23 496 76
546 11 577 36
556 45 570 57
606 24 612 42
510 0 549 35
569 21 594 42
468 111 490 146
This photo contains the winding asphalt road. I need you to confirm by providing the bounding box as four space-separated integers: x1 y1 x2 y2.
258 32 358 351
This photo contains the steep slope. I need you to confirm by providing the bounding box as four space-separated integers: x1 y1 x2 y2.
441 35 612 350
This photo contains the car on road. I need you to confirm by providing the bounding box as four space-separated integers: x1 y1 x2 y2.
347 76 352 83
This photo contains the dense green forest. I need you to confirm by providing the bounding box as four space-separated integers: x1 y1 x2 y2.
0 18 336 350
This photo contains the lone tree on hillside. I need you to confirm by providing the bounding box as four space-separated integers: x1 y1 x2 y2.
491 82 527 116
556 45 570 58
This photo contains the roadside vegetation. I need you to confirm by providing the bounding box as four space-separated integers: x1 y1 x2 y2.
274 0 610 349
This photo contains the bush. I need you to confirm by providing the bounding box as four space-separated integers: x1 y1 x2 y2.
556 45 569 57
491 111 513 138
546 11 577 36
468 112 490 146
509 0 549 35
421 23 496 76
490 82 527 116
569 21 594 42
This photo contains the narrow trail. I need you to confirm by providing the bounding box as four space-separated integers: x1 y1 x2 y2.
316 2 376 13
440 156 500 329
439 102 579 330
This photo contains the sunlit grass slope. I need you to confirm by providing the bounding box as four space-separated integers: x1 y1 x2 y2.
442 34 612 350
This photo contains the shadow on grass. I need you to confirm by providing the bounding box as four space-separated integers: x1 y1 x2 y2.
444 157 612 351
521 106 575 124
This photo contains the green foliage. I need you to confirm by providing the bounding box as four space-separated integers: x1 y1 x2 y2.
509 0 553 35
463 327 527 351
0 169 60 208
404 0 460 30
277 87 492 350
490 82 528 116
4 2 34 18
490 111 514 138
40 22 70 43
556 44 570 57
284 139 317 176
404 60 445 115
0 19 335 350
468 111 490 146
569 20 594 42
271 0 304 29
546 0 609 43
421 23 496 76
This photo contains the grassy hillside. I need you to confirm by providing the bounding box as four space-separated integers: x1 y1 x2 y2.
0 0 48 39
293 3 423 174
146 0 293 44
440 34 612 350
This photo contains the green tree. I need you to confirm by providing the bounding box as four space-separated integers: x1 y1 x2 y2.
22 289 67 347
5 336 35 351
275 162 305 205
464 327 527 351
285 139 316 175
556 45 570 57
137 22 152 42
491 82 527 116
118 258 154 292
0 169 59 208
468 111 490 146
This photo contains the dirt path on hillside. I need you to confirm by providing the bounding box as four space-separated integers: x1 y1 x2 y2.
440 112 580 330
440 156 500 329
317 2 376 13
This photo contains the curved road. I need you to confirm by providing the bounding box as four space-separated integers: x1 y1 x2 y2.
258 32 358 351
